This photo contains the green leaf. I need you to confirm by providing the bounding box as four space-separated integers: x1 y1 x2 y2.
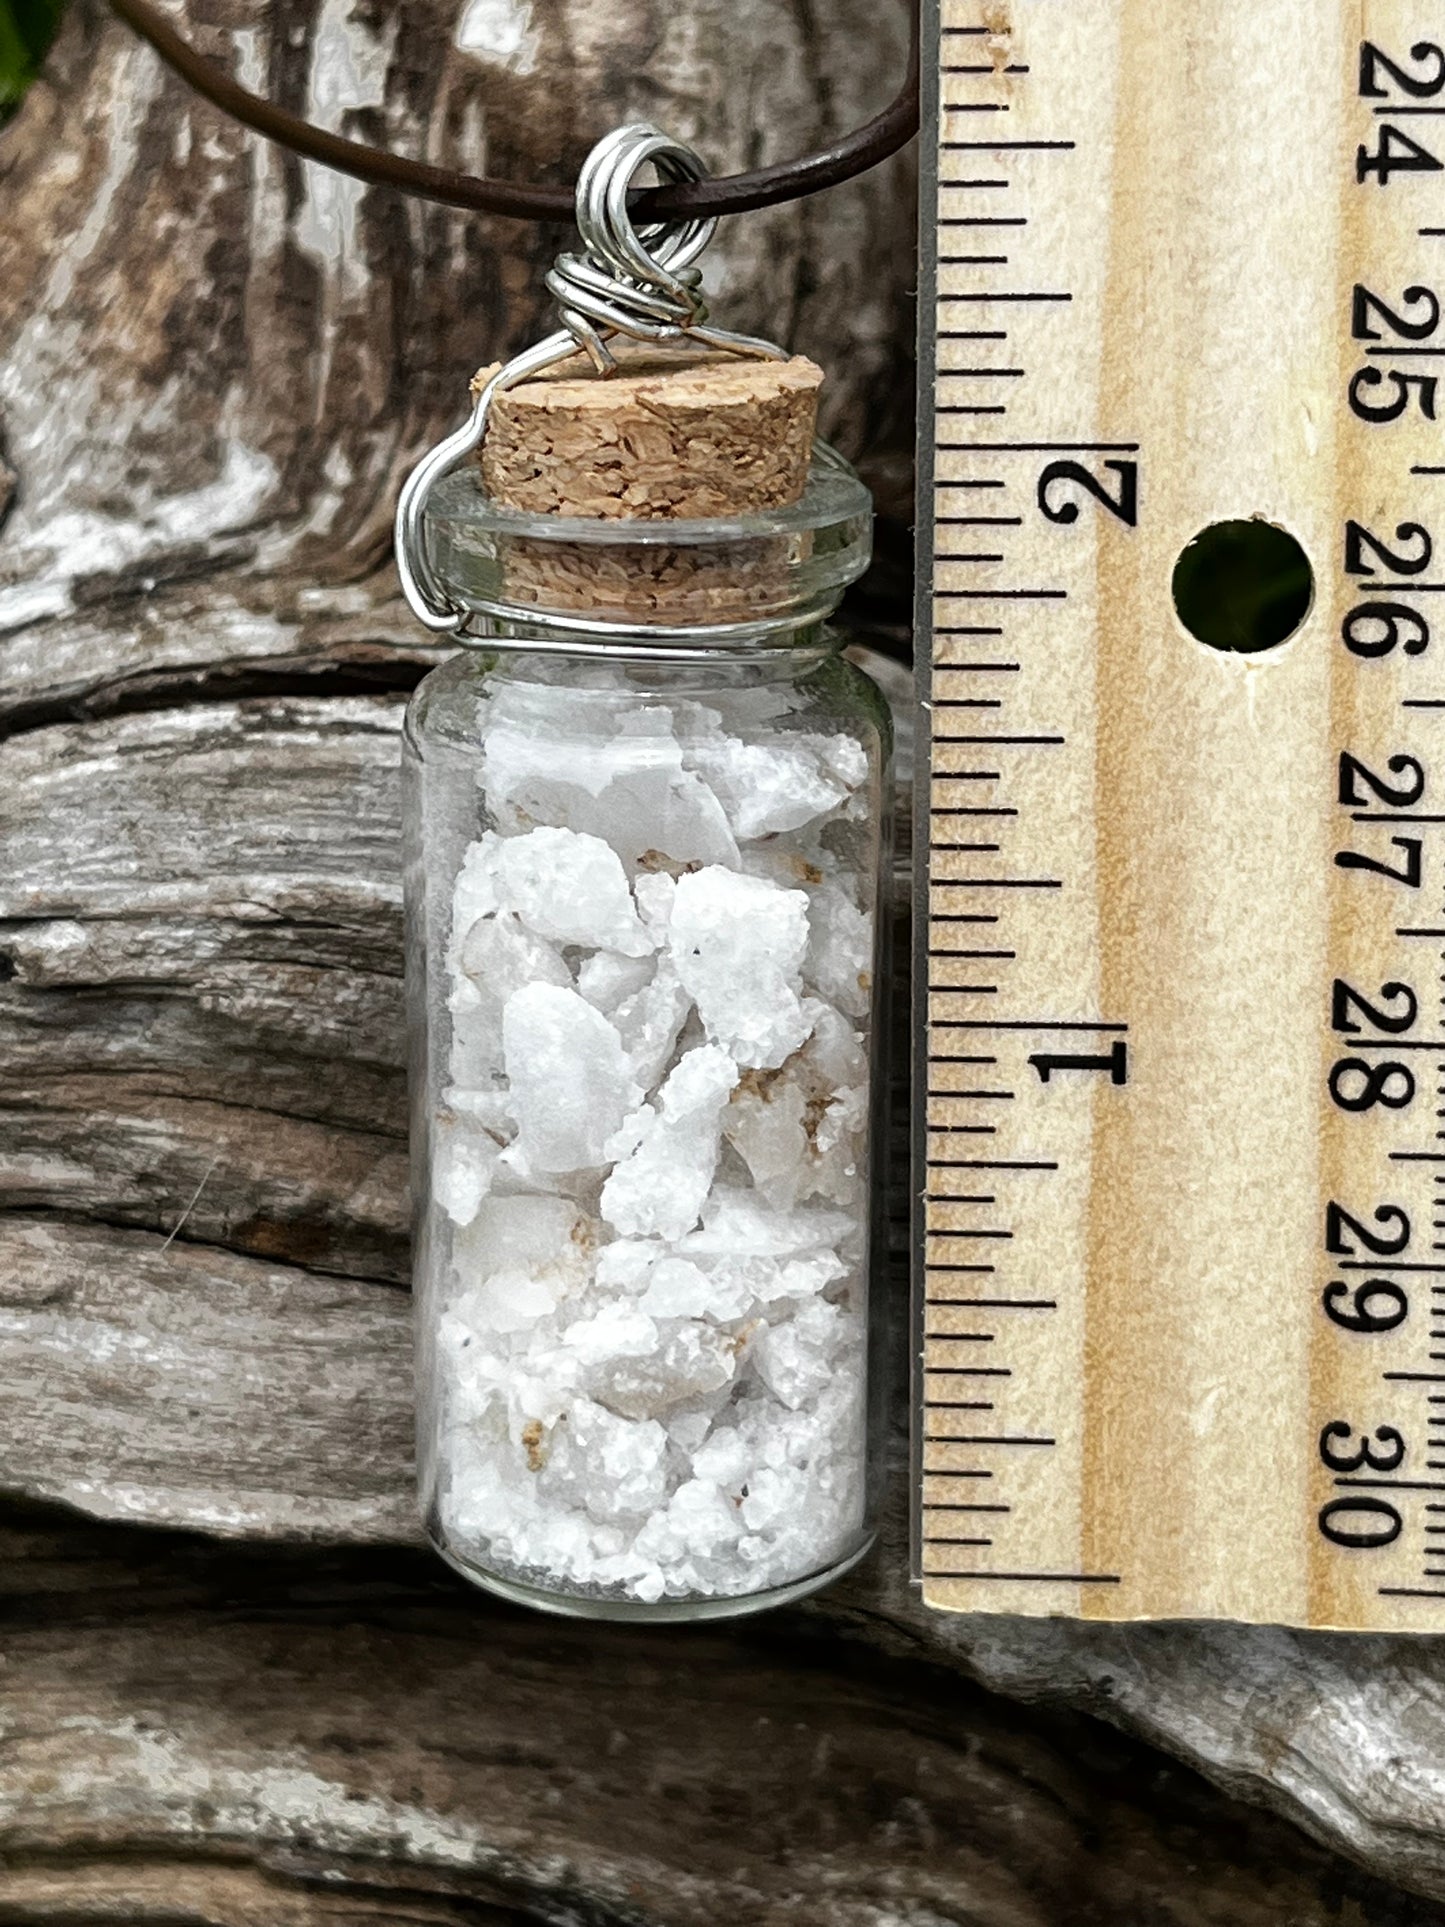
0 0 68 120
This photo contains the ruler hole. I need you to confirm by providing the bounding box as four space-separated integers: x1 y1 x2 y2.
1171 519 1314 654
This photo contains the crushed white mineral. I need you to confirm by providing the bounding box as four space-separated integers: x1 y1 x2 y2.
429 673 877 1605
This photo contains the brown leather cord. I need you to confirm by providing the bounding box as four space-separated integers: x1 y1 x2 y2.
106 0 920 221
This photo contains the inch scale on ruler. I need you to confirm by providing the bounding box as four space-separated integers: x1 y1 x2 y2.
914 0 1445 1629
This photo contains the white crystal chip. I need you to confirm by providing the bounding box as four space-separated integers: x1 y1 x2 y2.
685 730 868 840
665 867 812 1070
483 700 741 869
502 983 642 1175
601 1043 737 1240
474 826 652 957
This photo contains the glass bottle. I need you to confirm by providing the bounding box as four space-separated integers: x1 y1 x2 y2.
403 446 891 1621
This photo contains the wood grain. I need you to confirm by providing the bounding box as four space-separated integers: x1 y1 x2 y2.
0 1216 416 1539
0 1511 1438 1927
0 0 916 680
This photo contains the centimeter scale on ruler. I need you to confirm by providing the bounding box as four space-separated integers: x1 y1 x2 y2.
915 0 1445 1630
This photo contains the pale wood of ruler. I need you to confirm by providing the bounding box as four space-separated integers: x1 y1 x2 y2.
922 0 1443 1631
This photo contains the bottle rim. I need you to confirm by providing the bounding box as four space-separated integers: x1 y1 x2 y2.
421 443 874 653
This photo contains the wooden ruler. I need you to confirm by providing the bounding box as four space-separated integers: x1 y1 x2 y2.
914 0 1445 1629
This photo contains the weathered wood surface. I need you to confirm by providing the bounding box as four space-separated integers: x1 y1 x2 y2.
2 1509 1440 1927
2 0 1443 1915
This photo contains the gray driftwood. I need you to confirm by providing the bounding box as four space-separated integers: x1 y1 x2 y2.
1 0 1441 1918
0 1512 1437 1927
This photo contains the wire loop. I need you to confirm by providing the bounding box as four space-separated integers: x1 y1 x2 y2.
546 125 715 370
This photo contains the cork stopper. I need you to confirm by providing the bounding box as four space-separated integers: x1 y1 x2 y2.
472 341 825 520
456 340 833 627
423 341 867 635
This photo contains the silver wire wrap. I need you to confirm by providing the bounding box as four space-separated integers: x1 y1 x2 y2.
395 123 791 634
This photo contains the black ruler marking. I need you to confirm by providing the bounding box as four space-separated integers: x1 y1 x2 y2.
923 7 1127 1592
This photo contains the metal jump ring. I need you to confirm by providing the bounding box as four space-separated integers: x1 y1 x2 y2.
552 125 715 369
576 124 716 291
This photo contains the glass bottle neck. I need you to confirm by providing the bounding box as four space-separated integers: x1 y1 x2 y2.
422 450 872 652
